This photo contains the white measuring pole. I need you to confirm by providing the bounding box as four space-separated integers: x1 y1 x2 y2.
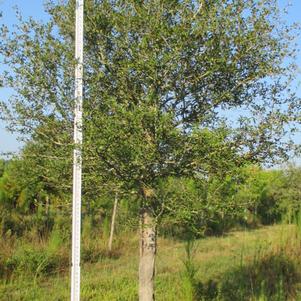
71 0 84 300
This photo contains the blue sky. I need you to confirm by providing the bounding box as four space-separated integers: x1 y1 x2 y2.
0 0 301 156
0 0 49 154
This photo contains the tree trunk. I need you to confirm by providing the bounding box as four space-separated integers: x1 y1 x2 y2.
139 208 156 301
45 195 49 215
108 192 118 253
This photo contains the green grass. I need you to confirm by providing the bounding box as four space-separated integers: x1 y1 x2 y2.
1 225 301 300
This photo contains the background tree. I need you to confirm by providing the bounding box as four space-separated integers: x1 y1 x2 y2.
1 0 300 300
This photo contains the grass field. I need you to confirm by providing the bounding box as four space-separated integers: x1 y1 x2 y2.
1 224 301 300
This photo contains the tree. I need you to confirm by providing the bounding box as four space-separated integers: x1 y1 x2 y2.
0 157 46 235
1 1 300 299
108 192 118 253
234 165 283 225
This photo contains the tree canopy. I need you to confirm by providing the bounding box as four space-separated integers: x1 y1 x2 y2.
1 1 299 197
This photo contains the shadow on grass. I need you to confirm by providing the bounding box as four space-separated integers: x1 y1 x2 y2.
160 220 263 242
194 252 300 301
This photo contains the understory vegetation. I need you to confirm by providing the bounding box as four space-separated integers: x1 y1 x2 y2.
1 223 301 300
1 160 301 300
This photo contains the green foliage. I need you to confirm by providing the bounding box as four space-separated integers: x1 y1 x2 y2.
233 165 301 226
276 166 301 223
0 160 5 177
234 166 284 225
0 0 300 213
7 246 55 278
181 238 200 301
159 169 245 238
0 225 300 300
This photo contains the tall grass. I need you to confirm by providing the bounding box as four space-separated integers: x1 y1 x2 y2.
181 238 200 301
178 218 301 301
1 222 301 300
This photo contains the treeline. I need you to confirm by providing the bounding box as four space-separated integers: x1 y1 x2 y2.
1 156 300 241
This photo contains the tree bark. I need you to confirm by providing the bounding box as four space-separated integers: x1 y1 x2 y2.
108 192 118 253
45 195 49 215
139 208 156 301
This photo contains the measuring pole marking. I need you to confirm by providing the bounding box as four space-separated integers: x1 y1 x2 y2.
71 1 84 301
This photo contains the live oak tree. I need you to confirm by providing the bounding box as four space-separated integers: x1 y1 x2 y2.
1 0 300 300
